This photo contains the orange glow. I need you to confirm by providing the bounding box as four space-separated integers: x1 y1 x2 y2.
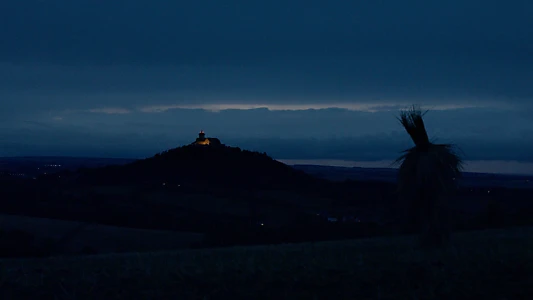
195 139 210 145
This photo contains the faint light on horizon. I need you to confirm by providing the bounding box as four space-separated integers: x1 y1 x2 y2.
87 108 132 114
278 159 533 176
137 103 485 113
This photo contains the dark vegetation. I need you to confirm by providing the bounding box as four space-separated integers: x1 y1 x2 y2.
1 144 533 258
74 145 326 191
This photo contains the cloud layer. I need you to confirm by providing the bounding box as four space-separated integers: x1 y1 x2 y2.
2 107 533 163
1 1 532 162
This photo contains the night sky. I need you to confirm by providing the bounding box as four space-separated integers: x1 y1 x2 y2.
1 1 532 169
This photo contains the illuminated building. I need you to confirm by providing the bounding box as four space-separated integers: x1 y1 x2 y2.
195 130 210 145
192 130 222 146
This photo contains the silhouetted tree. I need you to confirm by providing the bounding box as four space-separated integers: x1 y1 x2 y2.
394 105 463 247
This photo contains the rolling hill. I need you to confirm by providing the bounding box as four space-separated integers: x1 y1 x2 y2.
71 144 327 191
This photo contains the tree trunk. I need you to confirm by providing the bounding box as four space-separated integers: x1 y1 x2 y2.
419 194 450 248
399 188 421 234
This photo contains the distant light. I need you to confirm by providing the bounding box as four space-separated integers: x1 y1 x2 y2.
260 223 264 226
162 182 166 186
178 184 181 187
487 190 490 193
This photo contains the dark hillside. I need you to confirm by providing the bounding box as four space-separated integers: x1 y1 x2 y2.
73 145 327 191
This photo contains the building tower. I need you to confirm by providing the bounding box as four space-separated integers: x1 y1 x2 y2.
194 130 210 145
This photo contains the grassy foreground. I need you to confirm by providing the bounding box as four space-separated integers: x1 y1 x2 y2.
1 227 532 299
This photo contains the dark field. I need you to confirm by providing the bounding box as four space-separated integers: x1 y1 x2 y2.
1 227 532 299
1 154 533 298
0 214 203 255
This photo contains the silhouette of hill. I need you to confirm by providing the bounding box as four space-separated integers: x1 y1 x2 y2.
73 144 325 190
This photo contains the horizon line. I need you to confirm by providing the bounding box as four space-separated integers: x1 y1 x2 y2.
77 103 490 115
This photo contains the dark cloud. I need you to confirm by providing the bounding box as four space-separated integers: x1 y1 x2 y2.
1 107 532 163
1 0 532 109
0 60 530 114
0 1 532 163
1 1 532 64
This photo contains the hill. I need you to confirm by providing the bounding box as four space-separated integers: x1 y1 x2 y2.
1 145 347 240
72 144 326 191
1 227 531 299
